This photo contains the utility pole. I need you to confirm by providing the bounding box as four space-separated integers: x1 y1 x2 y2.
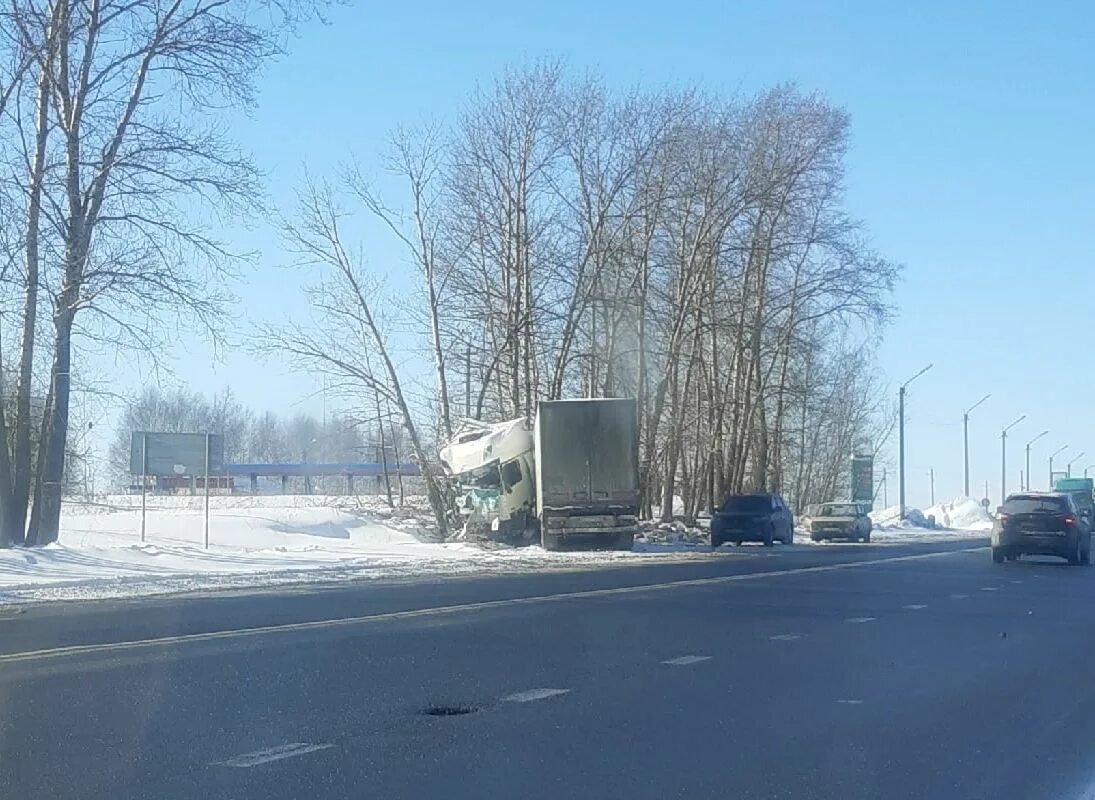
1025 430 1049 492
929 467 935 506
899 364 933 520
963 394 990 498
1001 415 1026 505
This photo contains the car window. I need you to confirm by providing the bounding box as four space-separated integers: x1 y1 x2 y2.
721 496 771 513
1003 496 1069 514
820 504 858 516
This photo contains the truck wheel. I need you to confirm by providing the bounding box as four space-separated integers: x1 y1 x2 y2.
542 530 563 552
992 547 1005 564
862 531 871 543
615 532 634 551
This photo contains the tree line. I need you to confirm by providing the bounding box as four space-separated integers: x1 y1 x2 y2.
108 386 412 500
268 62 899 537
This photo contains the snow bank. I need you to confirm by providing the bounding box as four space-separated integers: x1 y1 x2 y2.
923 496 994 532
0 495 716 604
869 496 992 534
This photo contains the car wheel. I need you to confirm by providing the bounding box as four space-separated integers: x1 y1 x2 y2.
992 547 1005 564
1069 539 1083 566
762 527 774 547
863 531 871 543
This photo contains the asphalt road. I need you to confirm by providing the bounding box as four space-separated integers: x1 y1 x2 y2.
5 537 1095 800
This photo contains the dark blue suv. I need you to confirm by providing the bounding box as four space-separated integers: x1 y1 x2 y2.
712 493 794 548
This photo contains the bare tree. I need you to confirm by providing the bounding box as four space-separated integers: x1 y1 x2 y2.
24 0 301 544
263 178 450 537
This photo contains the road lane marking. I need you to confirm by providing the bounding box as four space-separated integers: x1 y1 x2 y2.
846 617 876 623
980 587 1000 592
951 594 969 599
836 699 863 705
0 547 985 665
662 655 711 666
503 688 570 703
770 634 801 641
214 742 334 768
903 604 927 610
1010 580 1023 584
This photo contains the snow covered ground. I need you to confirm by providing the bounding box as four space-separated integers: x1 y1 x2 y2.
0 493 992 605
0 495 718 604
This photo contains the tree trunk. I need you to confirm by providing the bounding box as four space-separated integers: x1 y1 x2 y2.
29 308 74 545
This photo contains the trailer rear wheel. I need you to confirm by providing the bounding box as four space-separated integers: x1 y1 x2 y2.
541 530 563 552
614 532 634 551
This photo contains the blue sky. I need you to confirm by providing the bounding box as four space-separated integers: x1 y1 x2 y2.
112 0 1095 506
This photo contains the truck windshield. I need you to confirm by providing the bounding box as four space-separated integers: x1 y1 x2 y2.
721 496 770 513
1004 496 1068 514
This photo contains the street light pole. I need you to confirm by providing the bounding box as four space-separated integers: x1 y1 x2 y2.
1001 415 1027 505
1086 465 1095 479
899 364 933 519
1067 451 1086 479
1024 430 1049 492
1049 445 1068 490
963 394 991 498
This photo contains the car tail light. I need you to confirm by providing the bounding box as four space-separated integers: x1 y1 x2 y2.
1065 516 1076 525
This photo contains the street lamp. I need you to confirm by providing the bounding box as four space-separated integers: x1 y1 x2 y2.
1001 415 1026 504
1086 465 1095 479
899 364 934 519
1024 430 1049 492
1067 451 1086 479
1049 445 1068 489
963 394 991 498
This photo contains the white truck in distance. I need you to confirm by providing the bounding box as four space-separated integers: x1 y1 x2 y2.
439 398 640 551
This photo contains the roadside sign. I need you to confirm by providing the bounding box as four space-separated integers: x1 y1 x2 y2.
129 432 224 476
129 431 223 549
851 455 874 510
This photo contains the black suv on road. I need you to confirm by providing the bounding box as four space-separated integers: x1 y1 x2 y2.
712 493 794 548
992 492 1092 565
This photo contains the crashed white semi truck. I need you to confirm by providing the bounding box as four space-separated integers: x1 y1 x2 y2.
439 398 640 551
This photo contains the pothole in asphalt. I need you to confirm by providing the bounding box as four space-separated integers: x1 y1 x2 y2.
421 704 480 717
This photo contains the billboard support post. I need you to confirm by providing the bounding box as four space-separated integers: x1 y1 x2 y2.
141 433 148 543
203 433 211 549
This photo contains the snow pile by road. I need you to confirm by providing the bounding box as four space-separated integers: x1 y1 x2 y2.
870 505 930 529
0 495 714 604
870 496 992 534
923 496 994 532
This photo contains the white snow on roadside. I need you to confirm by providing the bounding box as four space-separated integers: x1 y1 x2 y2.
0 495 723 604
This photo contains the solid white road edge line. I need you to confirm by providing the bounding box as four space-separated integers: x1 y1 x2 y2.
0 547 985 665
662 655 712 666
503 688 571 703
213 742 335 768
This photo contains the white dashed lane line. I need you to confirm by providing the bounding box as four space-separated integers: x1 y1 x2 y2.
213 743 335 768
503 688 571 703
903 604 927 610
835 699 864 705
846 617 876 623
951 594 969 599
980 587 1000 592
770 634 801 641
662 655 712 666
